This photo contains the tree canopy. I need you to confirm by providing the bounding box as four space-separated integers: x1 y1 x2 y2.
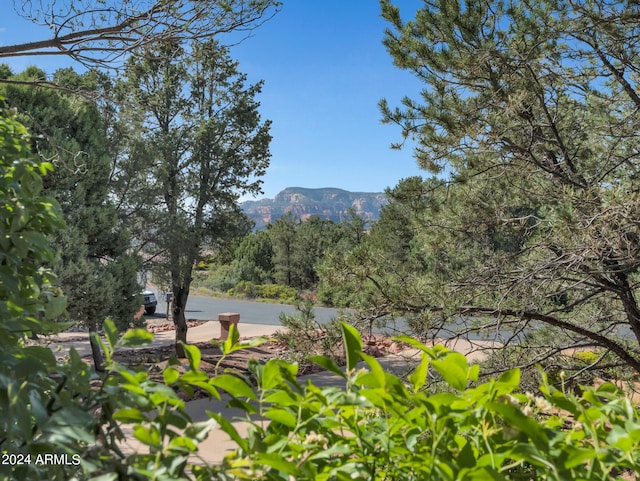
1 67 142 369
351 0 640 378
117 38 271 357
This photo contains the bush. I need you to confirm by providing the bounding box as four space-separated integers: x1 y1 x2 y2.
274 300 343 372
228 280 258 298
255 283 298 303
226 281 299 303
202 324 640 480
191 264 238 293
0 108 225 479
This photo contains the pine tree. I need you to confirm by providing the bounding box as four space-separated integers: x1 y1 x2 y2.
1 66 141 370
374 0 640 376
118 40 271 357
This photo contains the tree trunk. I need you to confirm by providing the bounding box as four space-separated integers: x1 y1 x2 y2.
88 326 105 372
173 286 189 358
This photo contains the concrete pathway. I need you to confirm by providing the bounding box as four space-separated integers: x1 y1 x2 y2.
43 320 283 358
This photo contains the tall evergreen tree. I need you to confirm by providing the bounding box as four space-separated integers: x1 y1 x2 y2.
119 39 271 357
268 212 298 287
318 178 426 311
1 66 141 370
293 216 342 290
233 230 274 284
374 0 640 376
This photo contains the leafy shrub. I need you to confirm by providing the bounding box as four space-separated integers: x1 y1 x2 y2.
191 264 238 293
274 299 344 372
4 123 639 481
202 324 640 480
255 283 298 303
573 349 601 365
228 280 258 298
226 281 299 303
0 107 234 480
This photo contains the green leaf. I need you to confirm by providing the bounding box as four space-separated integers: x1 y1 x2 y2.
164 367 180 385
359 352 385 388
309 355 346 378
120 328 154 347
168 435 198 453
408 352 430 393
133 425 162 448
255 452 299 476
227 397 259 415
222 321 240 355
182 343 201 370
179 371 208 384
509 442 555 469
341 323 362 372
21 346 56 368
563 446 596 469
103 318 119 350
42 407 95 443
264 390 299 407
431 351 471 391
42 294 66 320
265 408 297 427
498 368 520 387
488 402 548 449
260 359 284 390
113 408 149 423
208 412 248 452
457 437 477 469
210 374 256 400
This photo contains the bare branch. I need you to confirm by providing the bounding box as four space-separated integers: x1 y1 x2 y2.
3 1 280 69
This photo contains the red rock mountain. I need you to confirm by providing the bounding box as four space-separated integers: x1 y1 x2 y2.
240 187 386 229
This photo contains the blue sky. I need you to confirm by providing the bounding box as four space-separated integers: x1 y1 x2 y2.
1 1 426 200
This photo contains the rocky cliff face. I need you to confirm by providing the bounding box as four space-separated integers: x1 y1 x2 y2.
241 187 387 229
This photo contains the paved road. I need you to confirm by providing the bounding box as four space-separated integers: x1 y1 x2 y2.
148 293 513 340
149 292 343 326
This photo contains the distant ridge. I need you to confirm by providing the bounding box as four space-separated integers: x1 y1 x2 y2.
240 187 387 229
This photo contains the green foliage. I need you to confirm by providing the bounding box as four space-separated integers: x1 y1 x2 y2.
0 104 66 340
232 230 274 284
327 0 640 376
90 320 274 480
268 212 365 292
192 263 239 294
227 281 299 303
0 106 216 479
0 107 84 479
228 280 258 298
205 325 640 480
117 38 271 356
274 300 344 372
256 283 298 303
268 212 298 287
1 67 142 341
317 179 425 309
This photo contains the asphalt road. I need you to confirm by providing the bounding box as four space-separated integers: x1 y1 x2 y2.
149 292 342 326
149 294 526 341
